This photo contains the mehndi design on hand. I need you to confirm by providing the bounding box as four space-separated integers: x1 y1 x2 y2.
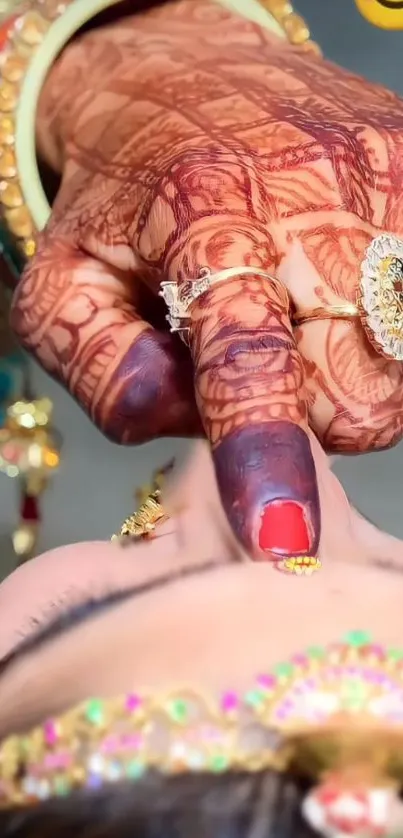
8 0 403 558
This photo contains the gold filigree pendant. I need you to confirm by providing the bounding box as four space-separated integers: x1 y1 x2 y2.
359 234 403 361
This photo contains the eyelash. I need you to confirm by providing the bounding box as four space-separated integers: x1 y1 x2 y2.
20 586 116 639
26 594 72 630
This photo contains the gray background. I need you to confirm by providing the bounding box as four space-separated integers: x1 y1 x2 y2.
1 0 403 577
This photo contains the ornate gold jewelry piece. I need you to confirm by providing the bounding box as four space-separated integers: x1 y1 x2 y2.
112 463 173 542
111 488 167 542
0 396 60 560
293 235 403 361
3 631 403 838
0 2 49 265
277 555 321 575
358 234 403 360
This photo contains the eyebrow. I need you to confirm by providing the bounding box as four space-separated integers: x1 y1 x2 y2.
0 556 230 681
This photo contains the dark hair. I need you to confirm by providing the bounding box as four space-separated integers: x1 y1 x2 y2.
0 771 315 838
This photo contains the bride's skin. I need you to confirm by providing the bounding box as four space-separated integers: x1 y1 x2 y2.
0 439 402 739
10 0 403 561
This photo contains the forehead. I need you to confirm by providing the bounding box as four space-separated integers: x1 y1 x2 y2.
1 558 403 739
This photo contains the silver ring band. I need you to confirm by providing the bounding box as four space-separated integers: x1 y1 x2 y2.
159 266 286 334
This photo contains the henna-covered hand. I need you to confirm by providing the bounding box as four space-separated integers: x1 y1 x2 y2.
11 0 403 559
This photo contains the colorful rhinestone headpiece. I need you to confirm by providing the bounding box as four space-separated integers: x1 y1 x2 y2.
3 632 403 838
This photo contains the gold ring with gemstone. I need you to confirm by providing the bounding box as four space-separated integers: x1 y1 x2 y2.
294 234 403 362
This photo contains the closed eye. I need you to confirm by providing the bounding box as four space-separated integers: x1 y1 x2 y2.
21 587 135 642
0 556 229 679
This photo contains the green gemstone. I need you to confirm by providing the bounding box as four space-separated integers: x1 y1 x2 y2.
209 754 229 773
341 680 368 710
85 699 104 725
307 646 325 659
344 630 372 648
168 699 188 723
126 760 145 779
245 689 265 708
273 662 293 679
388 649 403 662
54 777 70 797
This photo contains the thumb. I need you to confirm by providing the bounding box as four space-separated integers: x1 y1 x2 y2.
187 271 321 561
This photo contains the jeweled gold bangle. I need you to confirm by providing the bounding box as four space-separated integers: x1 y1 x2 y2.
0 0 123 273
0 0 317 276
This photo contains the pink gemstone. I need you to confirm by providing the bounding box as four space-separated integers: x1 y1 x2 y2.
221 691 238 712
370 644 384 658
101 732 143 754
292 654 307 667
125 693 142 712
125 733 143 749
44 753 69 770
256 674 276 689
101 736 119 754
43 720 58 746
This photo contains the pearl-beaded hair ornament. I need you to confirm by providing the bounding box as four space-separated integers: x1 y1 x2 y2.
3 631 403 838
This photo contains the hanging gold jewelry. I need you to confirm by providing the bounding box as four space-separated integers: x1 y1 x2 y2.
0 396 60 561
112 461 174 543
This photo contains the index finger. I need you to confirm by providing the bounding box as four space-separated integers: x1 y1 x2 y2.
188 271 321 561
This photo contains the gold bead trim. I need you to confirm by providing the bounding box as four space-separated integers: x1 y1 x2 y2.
258 0 321 53
0 2 58 261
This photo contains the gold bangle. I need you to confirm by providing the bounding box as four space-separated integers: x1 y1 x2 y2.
293 302 360 326
0 0 318 271
258 0 321 53
0 0 122 267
